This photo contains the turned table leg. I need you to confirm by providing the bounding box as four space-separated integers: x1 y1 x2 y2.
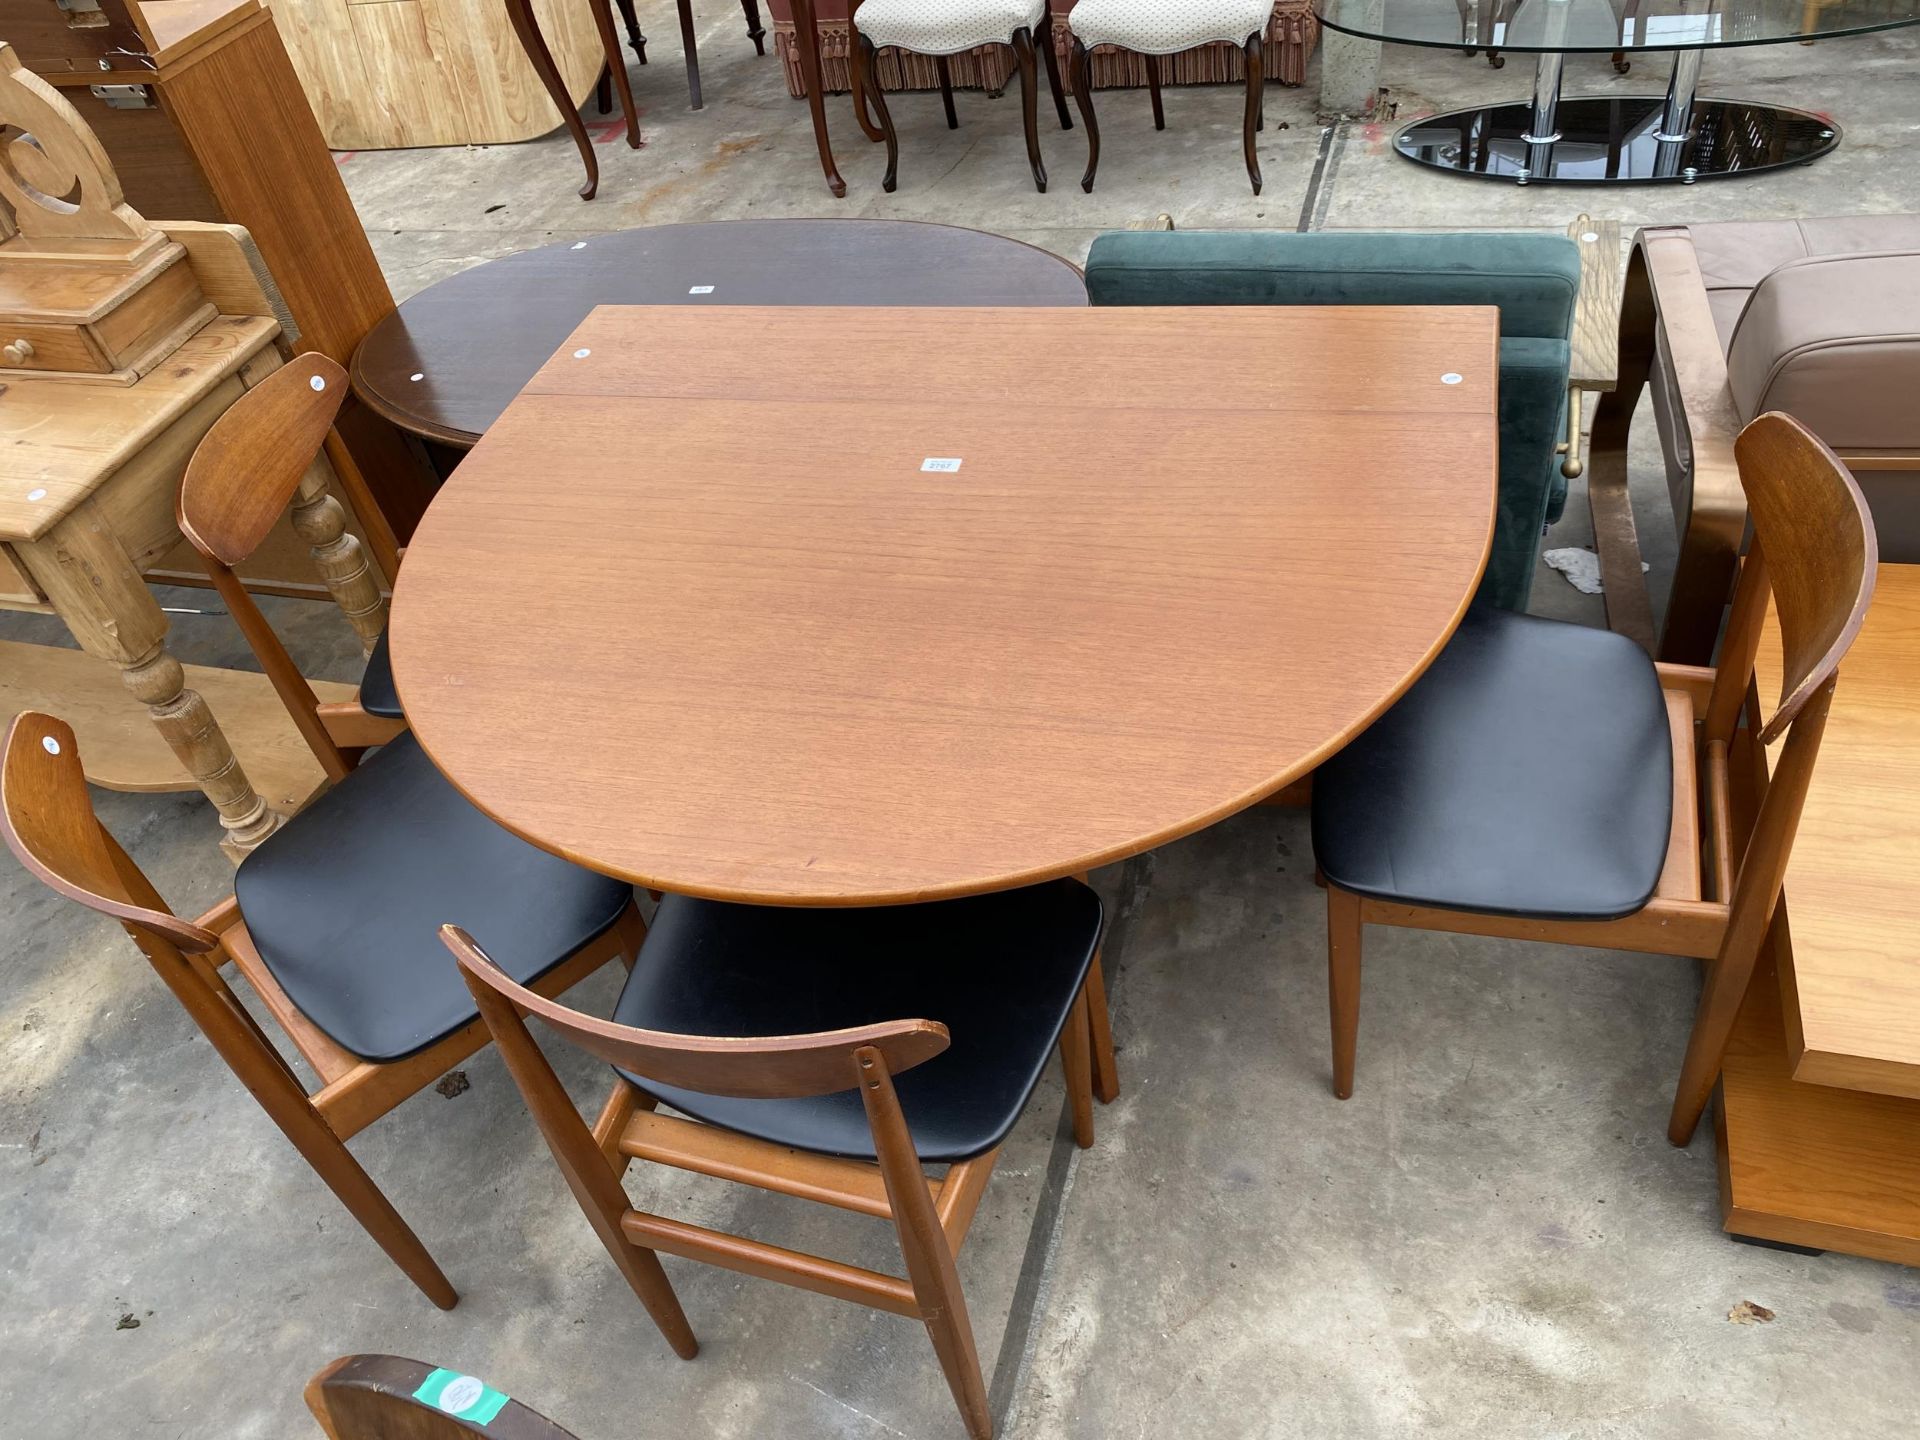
120 642 282 860
16 503 283 863
292 458 388 657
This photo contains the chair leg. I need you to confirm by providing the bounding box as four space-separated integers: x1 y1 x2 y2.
1037 15 1072 129
677 0 704 109
1241 33 1264 194
1144 51 1165 130
1328 884 1362 1099
1069 37 1099 192
300 1108 459 1308
614 0 647 63
849 24 886 142
1060 984 1095 1148
739 0 767 54
596 64 612 113
936 53 959 129
864 1056 992 1440
1010 28 1046 192
860 36 900 190
1667 926 1769 1146
466 974 699 1359
1085 950 1119 1102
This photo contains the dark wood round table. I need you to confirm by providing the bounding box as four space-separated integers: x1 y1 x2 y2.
350 219 1087 450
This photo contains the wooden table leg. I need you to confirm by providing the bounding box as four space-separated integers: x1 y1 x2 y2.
17 506 283 862
505 0 607 201
787 0 847 198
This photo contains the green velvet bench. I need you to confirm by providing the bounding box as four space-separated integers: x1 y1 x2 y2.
1083 228 1582 611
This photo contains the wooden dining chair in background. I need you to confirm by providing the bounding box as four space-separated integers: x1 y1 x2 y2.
443 879 1115 1440
308 1355 578 1439
1307 411 1877 1147
180 352 408 750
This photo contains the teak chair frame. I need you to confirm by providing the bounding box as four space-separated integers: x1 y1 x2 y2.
176 351 408 763
0 711 646 1308
308 1354 581 1439
1324 412 1878 1149
444 921 1117 1440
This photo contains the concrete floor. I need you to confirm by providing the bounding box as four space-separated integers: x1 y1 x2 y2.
5 13 1920 1438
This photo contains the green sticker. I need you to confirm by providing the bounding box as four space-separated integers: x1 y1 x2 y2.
413 1367 511 1426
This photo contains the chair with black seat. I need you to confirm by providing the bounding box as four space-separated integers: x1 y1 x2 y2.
442 879 1116 1440
1309 411 1877 1150
0 712 637 1307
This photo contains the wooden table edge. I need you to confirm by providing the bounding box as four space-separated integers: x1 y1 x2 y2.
401 500 1495 907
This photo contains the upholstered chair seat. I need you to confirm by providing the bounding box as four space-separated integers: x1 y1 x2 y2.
856 0 1046 52
1068 0 1271 52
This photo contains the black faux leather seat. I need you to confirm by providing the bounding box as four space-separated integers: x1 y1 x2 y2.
358 631 403 719
234 732 632 1062
613 881 1104 1162
1312 607 1673 921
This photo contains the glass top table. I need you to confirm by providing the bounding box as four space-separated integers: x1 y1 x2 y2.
1315 0 1920 182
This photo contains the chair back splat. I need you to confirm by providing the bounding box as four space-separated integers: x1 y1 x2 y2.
0 712 219 957
442 925 950 1099
176 352 371 783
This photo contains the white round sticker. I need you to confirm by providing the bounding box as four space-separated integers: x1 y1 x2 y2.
437 1375 484 1414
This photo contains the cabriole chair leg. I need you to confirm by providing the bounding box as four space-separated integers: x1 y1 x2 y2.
1011 27 1047 191
1242 31 1264 194
1070 37 1100 191
860 35 901 190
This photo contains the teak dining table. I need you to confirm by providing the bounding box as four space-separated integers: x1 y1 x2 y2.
390 304 1499 905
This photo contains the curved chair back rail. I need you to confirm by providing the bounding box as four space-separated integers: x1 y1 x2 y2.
1729 414 1878 742
442 924 952 1098
0 711 220 955
177 350 398 780
307 1354 580 1439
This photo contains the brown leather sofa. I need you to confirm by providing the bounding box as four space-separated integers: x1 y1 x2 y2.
1589 215 1920 661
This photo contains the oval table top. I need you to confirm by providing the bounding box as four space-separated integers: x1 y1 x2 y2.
350 219 1088 448
390 303 1500 906
1315 0 1920 52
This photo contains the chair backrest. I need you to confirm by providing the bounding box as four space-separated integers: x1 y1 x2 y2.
1082 229 1582 339
177 353 358 782
307 1355 579 1440
1696 413 1876 943
0 712 218 958
441 925 949 1099
1705 411 1879 748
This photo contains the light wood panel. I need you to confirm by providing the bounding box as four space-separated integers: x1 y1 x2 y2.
1716 912 1920 1267
259 0 603 150
1758 564 1920 1098
0 639 351 809
392 305 1499 904
0 316 278 541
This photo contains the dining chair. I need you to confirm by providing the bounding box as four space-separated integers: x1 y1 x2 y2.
308 1355 578 1439
0 712 637 1307
848 0 1073 192
442 878 1116 1440
1063 0 1274 193
1309 411 1878 1148
190 353 408 749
